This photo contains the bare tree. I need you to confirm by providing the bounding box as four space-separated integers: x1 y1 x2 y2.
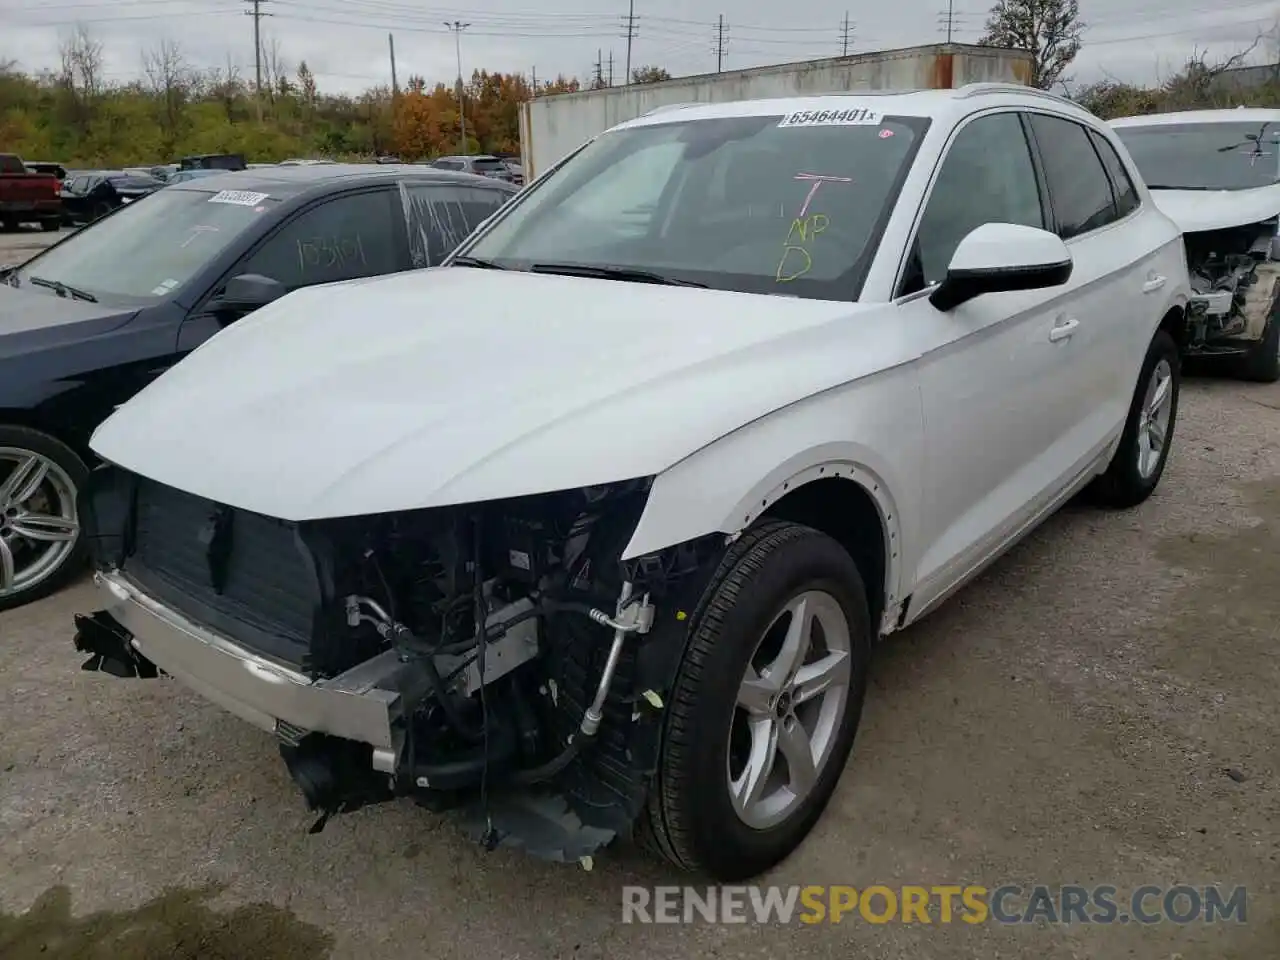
1163 36 1263 109
978 0 1084 90
57 24 104 135
142 38 190 142
210 53 244 123
263 37 289 103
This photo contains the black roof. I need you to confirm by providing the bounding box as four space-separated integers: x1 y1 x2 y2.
164 163 515 202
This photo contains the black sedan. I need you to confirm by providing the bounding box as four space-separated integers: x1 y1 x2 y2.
0 164 517 610
60 170 165 224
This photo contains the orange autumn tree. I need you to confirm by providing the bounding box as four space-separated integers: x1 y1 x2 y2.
392 70 540 160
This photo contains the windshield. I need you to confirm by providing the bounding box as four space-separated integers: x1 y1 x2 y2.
463 111 927 300
11 186 277 303
1114 121 1280 190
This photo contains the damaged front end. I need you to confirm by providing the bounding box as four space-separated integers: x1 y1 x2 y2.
1184 219 1280 357
74 466 724 862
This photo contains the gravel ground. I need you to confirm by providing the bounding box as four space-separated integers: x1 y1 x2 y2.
0 375 1277 960
0 225 69 263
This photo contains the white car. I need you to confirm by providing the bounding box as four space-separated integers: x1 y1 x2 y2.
1112 109 1280 381
74 83 1190 881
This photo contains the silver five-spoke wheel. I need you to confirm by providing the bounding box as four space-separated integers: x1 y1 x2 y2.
729 589 852 830
1135 356 1173 480
0 448 81 600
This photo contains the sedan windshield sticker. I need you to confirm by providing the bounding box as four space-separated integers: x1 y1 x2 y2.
778 107 882 128
208 189 269 206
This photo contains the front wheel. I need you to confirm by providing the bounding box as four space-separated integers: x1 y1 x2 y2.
0 426 89 612
639 520 872 880
1089 329 1180 509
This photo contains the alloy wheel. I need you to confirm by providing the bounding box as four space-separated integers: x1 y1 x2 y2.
0 448 81 600
1136 357 1174 480
727 589 853 830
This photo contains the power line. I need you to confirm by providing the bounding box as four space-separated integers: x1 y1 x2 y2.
840 11 853 56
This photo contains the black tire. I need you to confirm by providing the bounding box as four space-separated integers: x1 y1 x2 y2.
91 202 112 221
0 425 90 612
638 520 872 880
1089 329 1180 509
1236 310 1280 383
40 219 60 233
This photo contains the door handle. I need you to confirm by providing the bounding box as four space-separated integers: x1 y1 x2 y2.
1142 274 1167 294
1048 317 1079 342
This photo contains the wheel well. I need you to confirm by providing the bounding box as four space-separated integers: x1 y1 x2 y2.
1159 306 1188 351
759 477 888 631
0 408 91 463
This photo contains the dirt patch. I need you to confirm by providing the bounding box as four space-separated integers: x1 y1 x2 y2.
0 885 332 960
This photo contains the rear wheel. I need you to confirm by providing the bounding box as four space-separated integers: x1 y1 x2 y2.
91 201 112 221
1089 330 1180 508
0 426 89 612
40 219 60 233
639 520 872 880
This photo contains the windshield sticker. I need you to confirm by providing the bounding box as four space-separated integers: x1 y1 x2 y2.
149 284 171 296
777 173 852 282
778 107 881 128
879 128 895 139
208 189 269 206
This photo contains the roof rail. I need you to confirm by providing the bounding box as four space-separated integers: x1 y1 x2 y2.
642 102 701 116
953 82 1076 106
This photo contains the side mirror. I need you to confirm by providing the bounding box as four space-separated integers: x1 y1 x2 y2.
208 273 286 315
929 223 1073 312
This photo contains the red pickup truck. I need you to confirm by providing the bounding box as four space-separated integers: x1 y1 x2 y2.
0 153 62 232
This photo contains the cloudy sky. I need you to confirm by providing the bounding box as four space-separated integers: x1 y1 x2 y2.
2 0 1277 95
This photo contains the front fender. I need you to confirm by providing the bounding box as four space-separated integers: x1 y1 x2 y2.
621 373 925 608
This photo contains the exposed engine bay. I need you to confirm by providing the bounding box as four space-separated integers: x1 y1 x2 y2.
1184 218 1280 354
74 469 726 863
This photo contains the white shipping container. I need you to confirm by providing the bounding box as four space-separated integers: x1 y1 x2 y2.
519 43 1034 179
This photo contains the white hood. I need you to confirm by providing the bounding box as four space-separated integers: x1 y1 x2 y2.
1150 182 1280 234
91 268 878 520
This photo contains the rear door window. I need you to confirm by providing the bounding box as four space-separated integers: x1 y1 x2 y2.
1088 129 1141 218
237 188 404 290
1027 114 1120 239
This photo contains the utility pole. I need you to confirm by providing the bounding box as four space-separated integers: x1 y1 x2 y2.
388 33 399 97
608 50 614 86
243 0 270 120
939 0 958 43
840 11 853 56
622 0 636 86
531 66 537 97
715 15 727 73
444 20 470 154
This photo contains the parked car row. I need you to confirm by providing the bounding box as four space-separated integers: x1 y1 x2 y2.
2 86 1274 884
